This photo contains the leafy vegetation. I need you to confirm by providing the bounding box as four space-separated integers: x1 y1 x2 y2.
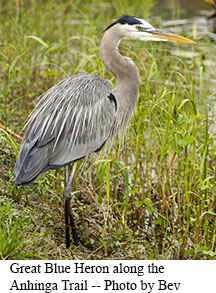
0 0 215 259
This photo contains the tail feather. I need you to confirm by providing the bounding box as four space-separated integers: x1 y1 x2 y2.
13 140 49 186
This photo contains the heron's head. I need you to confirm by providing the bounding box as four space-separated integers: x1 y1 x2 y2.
104 15 195 44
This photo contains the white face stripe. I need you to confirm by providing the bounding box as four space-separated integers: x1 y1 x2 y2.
134 18 154 29
118 19 155 34
117 21 167 42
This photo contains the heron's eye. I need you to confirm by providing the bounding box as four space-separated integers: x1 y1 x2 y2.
136 25 142 31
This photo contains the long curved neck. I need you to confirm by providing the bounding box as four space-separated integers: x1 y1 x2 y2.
99 25 139 132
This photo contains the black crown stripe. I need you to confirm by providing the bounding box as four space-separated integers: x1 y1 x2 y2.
104 15 142 32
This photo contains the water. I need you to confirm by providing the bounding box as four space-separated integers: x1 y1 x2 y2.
152 0 212 19
151 0 216 93
152 0 216 39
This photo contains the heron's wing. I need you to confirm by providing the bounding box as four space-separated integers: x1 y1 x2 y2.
14 74 116 185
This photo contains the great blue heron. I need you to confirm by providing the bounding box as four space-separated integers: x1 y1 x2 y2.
14 15 194 248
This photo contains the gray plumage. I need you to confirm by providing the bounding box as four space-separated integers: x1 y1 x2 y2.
14 74 116 185
14 16 141 186
13 15 193 247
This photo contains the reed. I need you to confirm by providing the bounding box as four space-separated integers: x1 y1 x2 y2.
0 0 215 259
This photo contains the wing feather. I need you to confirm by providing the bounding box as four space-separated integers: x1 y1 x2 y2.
14 74 116 185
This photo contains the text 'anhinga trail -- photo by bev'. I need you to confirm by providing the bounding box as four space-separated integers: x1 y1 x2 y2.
13 15 195 248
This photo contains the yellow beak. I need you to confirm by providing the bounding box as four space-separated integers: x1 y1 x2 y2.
204 0 214 4
149 29 196 44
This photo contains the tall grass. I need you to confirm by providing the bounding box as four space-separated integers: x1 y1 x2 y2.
0 0 215 259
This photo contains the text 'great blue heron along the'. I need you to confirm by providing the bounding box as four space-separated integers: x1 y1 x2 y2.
14 15 195 248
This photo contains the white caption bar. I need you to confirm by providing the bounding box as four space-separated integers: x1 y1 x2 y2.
1 260 216 292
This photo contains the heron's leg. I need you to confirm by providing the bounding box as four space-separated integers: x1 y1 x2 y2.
63 162 79 248
64 166 70 248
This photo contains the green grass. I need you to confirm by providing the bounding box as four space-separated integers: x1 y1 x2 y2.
0 0 216 259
